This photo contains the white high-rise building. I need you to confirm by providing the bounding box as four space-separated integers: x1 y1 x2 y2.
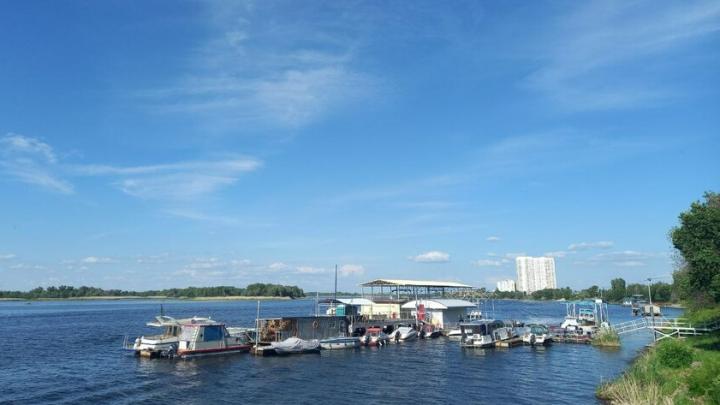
496 279 516 292
516 256 557 293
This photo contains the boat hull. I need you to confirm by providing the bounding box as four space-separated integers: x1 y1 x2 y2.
178 344 251 358
320 337 360 350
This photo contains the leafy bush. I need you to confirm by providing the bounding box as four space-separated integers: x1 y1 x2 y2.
656 339 693 369
687 306 720 326
688 357 720 399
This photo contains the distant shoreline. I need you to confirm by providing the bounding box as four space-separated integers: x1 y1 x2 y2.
0 295 293 302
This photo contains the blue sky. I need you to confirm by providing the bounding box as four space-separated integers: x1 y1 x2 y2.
1 1 718 292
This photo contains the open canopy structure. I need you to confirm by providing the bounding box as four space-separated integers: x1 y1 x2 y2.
359 279 473 301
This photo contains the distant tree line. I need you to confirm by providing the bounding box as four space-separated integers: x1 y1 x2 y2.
0 283 305 299
488 278 674 303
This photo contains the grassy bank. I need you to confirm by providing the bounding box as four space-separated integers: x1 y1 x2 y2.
597 333 720 404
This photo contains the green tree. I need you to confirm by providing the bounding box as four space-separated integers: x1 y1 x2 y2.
671 192 720 304
608 278 627 302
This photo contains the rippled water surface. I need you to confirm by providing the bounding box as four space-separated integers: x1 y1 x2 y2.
0 299 681 404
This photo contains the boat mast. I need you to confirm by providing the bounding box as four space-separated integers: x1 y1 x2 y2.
334 264 338 302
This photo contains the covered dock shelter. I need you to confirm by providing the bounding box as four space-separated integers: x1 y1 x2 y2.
401 299 476 329
359 279 473 302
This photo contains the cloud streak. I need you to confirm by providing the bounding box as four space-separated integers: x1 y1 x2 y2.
568 241 614 251
410 251 450 263
525 0 720 110
141 3 378 129
0 133 74 194
1 133 262 202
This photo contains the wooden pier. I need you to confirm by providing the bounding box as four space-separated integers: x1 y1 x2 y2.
552 335 592 344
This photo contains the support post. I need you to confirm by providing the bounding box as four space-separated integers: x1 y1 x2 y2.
647 278 656 343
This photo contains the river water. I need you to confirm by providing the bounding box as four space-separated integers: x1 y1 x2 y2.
0 299 681 404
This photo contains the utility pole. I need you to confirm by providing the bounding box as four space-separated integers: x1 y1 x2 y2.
647 278 656 343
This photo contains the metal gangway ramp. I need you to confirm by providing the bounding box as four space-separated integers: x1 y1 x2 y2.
612 317 720 341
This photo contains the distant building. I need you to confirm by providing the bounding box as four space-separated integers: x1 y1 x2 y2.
516 256 557 293
496 279 516 292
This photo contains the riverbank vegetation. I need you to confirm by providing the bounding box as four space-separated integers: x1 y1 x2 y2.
599 192 720 404
597 333 720 404
591 328 621 347
0 283 305 300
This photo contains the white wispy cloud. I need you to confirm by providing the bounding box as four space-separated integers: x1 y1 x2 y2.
0 253 16 260
410 251 450 263
1 133 262 202
544 251 572 258
576 250 666 267
74 156 262 201
268 262 289 271
339 264 365 276
473 259 504 267
525 1 720 110
142 3 377 129
486 236 501 242
568 241 614 251
0 133 74 194
296 266 327 274
81 256 113 264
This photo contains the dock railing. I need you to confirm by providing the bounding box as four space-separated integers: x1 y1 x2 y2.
612 317 720 340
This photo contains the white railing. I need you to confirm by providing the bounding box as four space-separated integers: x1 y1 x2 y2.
612 317 720 337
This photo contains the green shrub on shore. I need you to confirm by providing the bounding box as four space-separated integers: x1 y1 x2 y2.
592 328 621 347
656 339 693 369
598 333 720 404
688 307 720 326
688 357 720 400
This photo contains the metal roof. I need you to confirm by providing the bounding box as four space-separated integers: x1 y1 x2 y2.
359 279 472 288
337 298 375 306
400 299 477 310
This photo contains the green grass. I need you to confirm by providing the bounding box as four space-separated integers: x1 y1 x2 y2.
597 332 720 404
592 328 621 347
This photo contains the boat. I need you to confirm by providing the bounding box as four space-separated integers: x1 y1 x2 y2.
270 337 321 354
641 304 662 317
360 326 390 346
420 323 442 339
176 318 252 358
320 336 361 350
446 308 484 337
131 315 186 357
388 326 418 342
132 315 252 358
522 324 553 346
459 320 497 348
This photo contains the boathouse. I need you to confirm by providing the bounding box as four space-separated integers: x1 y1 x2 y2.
356 279 474 320
400 299 477 329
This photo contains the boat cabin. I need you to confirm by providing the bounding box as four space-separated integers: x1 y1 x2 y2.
177 319 251 357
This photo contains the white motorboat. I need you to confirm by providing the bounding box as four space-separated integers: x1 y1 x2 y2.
446 309 484 337
270 337 321 354
522 324 553 346
131 315 184 357
459 320 496 348
388 326 418 342
132 315 252 358
360 326 390 346
320 336 360 350
459 320 516 348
